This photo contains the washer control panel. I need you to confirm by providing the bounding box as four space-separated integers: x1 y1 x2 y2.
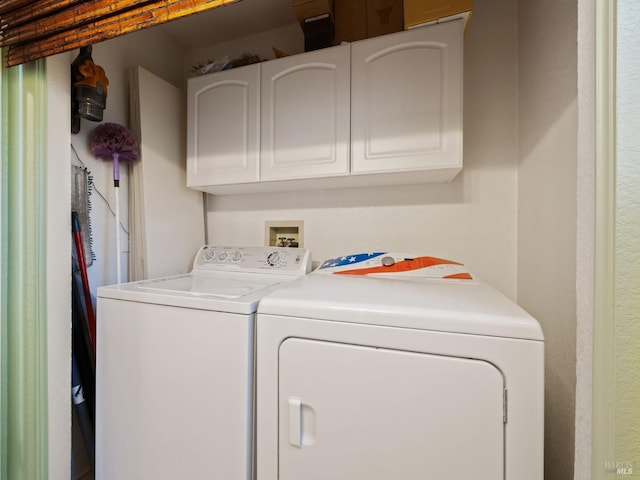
193 246 312 275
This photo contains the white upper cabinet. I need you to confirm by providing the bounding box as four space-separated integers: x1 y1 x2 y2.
186 21 464 194
187 64 260 187
351 20 463 178
260 44 350 181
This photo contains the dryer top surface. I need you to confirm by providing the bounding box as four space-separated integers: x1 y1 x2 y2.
257 274 544 341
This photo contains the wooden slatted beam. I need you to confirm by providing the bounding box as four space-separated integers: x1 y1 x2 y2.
1 1 92 33
1 0 157 46
1 0 85 27
3 0 238 67
0 0 34 16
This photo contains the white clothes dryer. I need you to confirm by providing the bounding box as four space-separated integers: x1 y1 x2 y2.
95 245 311 480
256 252 544 480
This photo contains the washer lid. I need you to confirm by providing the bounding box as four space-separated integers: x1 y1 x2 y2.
97 245 313 314
136 274 277 298
257 274 544 341
98 271 295 314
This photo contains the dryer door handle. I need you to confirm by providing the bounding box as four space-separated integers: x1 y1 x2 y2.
288 397 302 447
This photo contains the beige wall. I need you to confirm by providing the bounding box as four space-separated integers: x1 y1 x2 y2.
48 27 186 479
71 28 185 294
517 1 578 479
46 2 597 478
614 0 640 468
184 22 304 77
47 52 73 480
206 0 521 299
575 0 596 477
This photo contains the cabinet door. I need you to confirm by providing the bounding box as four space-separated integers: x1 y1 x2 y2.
278 338 504 480
261 45 350 181
351 21 463 175
187 64 260 187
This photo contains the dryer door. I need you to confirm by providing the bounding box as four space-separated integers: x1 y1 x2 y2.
278 338 505 480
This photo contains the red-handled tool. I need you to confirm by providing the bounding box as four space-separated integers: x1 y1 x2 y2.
73 212 96 354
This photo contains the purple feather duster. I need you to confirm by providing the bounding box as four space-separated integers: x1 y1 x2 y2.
89 123 140 184
89 122 139 284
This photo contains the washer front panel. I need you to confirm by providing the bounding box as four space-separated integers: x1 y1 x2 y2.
96 298 254 480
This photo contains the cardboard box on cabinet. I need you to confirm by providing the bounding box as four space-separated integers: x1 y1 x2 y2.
403 0 472 30
334 0 367 43
303 13 335 51
292 0 334 24
334 0 403 44
367 0 404 37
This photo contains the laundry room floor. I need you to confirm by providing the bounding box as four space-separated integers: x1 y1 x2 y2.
71 408 93 480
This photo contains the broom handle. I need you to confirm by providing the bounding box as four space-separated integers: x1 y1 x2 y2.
72 212 96 353
115 185 121 285
113 152 121 285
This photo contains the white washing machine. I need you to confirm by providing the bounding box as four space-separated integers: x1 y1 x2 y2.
95 245 311 480
256 252 544 480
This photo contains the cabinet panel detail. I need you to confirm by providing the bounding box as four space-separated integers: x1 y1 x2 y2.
261 45 350 181
351 21 463 175
187 64 260 186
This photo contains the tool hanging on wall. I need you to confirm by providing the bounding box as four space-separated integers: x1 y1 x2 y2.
71 165 95 266
71 45 109 134
72 212 96 352
89 123 140 284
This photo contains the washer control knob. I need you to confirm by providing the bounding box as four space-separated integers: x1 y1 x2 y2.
217 251 229 262
267 251 282 267
203 249 215 261
381 256 395 267
232 251 243 262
